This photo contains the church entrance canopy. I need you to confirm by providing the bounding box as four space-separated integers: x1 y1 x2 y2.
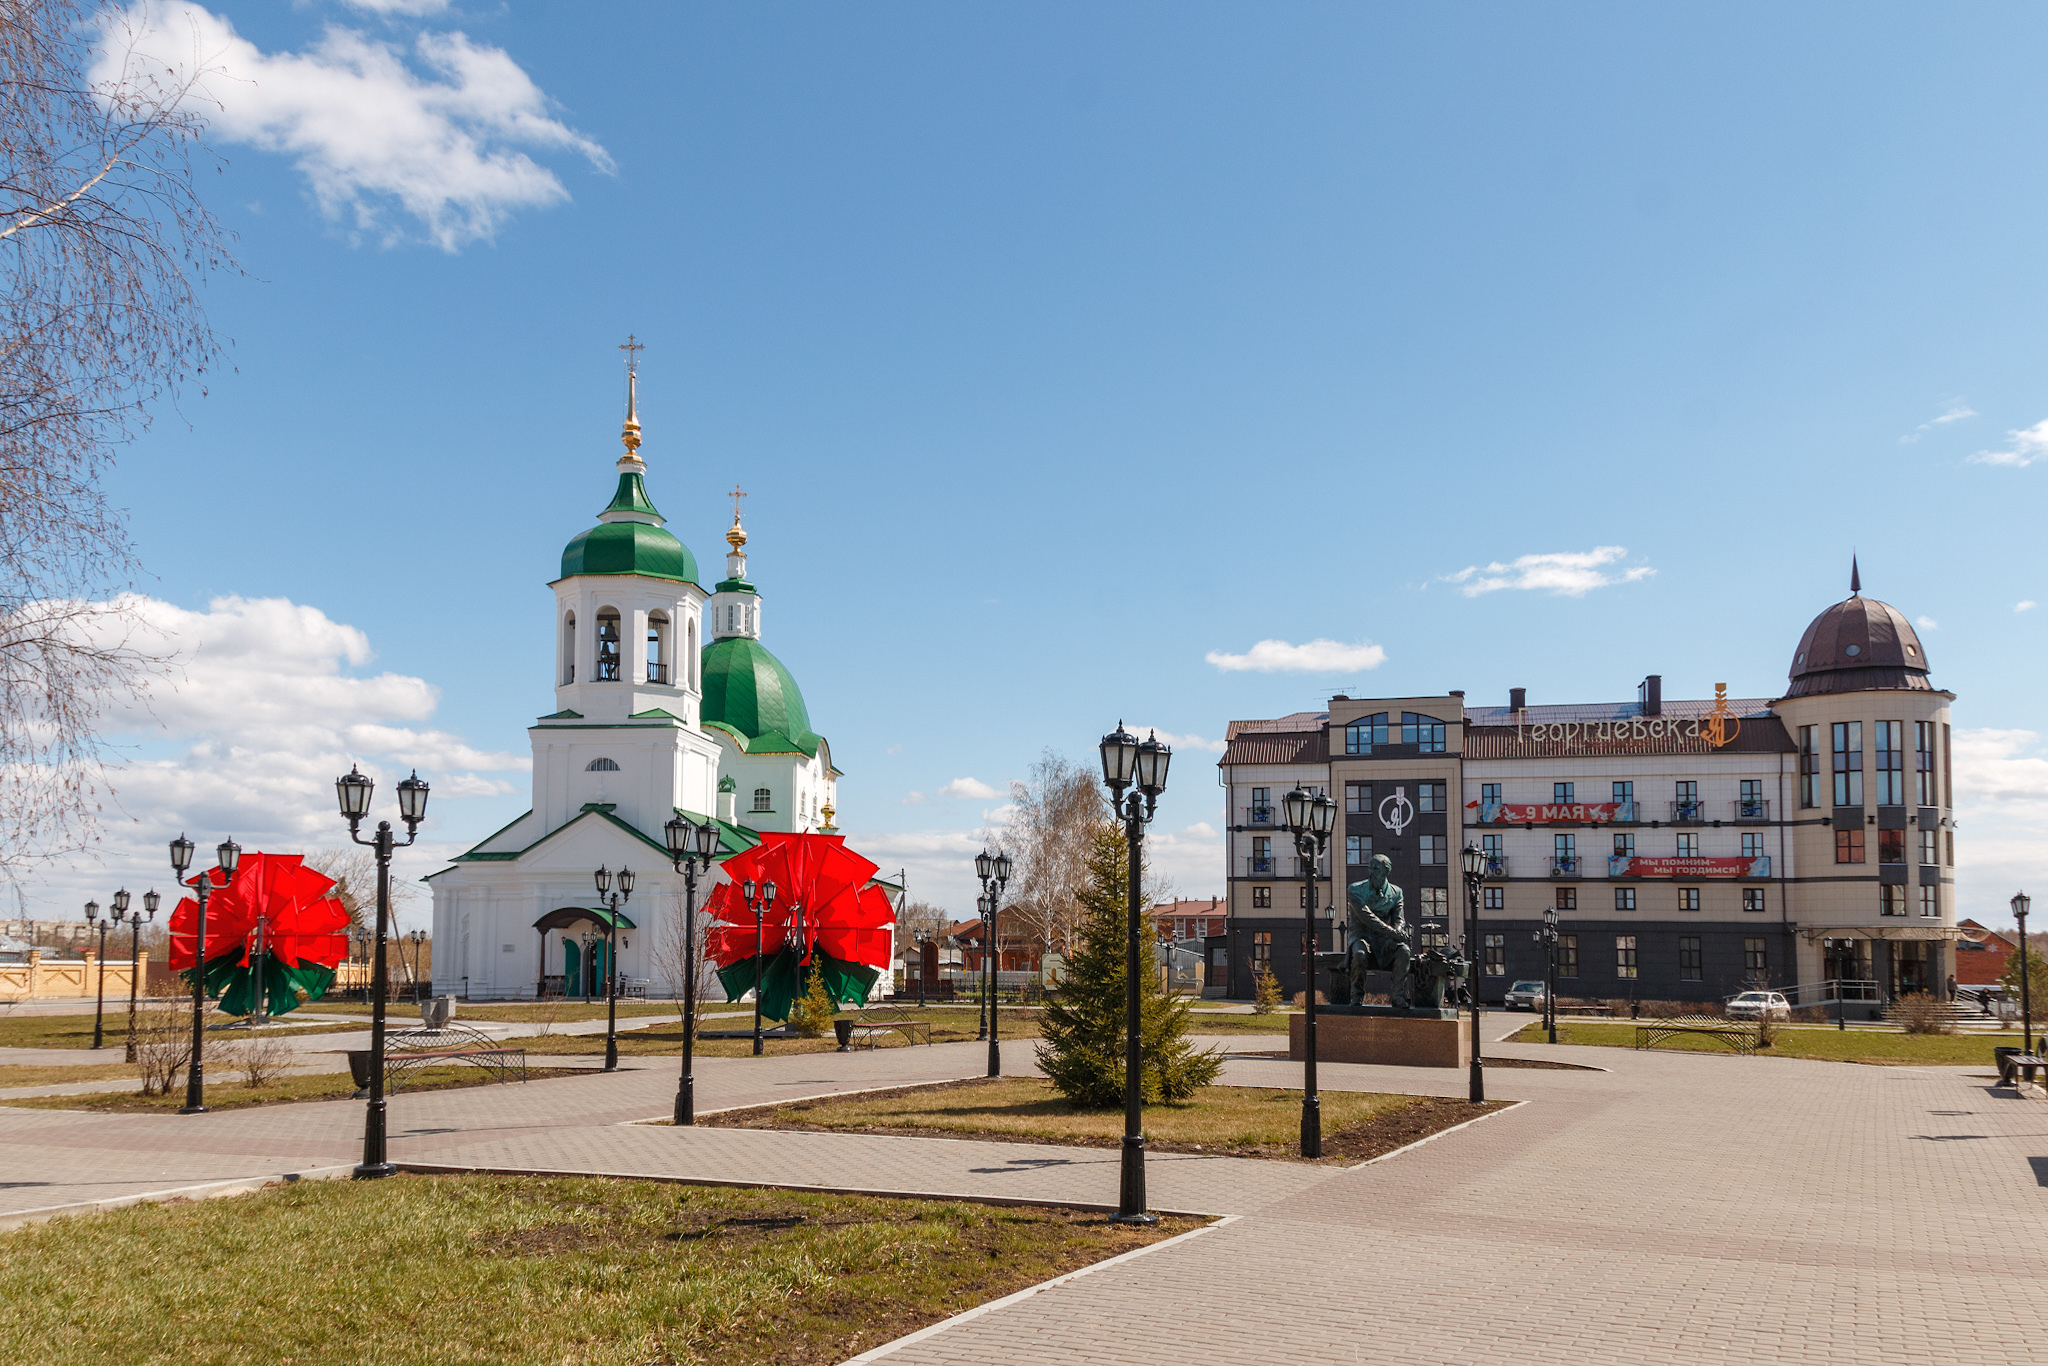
533 906 637 933
533 906 638 999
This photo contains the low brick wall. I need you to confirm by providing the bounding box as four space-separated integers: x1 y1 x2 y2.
0 951 138 1001
1288 1012 1470 1068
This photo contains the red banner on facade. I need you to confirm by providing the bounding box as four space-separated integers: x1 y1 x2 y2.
1609 855 1769 879
1468 801 1624 824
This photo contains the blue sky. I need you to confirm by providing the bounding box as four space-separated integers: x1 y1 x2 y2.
42 1 2047 928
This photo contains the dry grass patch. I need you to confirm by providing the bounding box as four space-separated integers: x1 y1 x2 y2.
0 1061 140 1088
0 1174 1200 1366
0 1064 584 1112
704 1077 1502 1164
1511 1021 2025 1066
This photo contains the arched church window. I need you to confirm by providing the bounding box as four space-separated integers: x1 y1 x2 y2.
752 787 771 812
562 611 576 685
646 611 670 685
595 608 622 681
687 617 697 689
586 757 620 772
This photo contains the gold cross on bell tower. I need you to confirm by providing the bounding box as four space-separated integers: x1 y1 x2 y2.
727 483 748 551
617 334 644 460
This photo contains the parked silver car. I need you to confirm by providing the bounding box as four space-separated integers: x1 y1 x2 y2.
1503 980 1547 1011
1724 990 1791 1021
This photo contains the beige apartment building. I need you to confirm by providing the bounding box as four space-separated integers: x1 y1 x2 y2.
1215 571 1954 1011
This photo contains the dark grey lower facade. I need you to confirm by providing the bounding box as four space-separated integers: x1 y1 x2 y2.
1481 917 1805 1007
1211 916 1333 1001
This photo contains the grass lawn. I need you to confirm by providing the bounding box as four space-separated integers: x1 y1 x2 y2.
0 1063 583 1112
705 1076 1502 1164
1511 1020 2026 1066
0 1173 1199 1365
0 1061 143 1088
0 1013 365 1051
309 1000 686 1023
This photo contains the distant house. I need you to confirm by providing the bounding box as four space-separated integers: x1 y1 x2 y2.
1955 920 2017 987
947 909 1042 975
1147 897 1226 942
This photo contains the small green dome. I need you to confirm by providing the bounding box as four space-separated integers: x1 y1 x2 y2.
560 520 698 583
701 636 819 755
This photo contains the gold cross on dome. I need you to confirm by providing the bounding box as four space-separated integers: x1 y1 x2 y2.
618 333 644 375
729 484 747 521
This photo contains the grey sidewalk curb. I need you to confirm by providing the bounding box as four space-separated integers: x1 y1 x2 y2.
0 1164 356 1232
834 1214 1239 1366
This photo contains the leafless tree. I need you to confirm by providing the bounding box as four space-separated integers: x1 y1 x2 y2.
894 898 954 954
299 845 420 933
0 1 234 878
654 887 721 1038
999 750 1106 960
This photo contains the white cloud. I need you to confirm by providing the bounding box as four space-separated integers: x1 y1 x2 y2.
16 594 522 919
98 3 612 250
1916 615 1938 630
1205 639 1388 674
1951 728 2048 925
1126 727 1228 754
340 0 451 14
1969 419 2048 468
1442 546 1655 598
899 790 927 806
938 777 1001 800
1900 400 1977 443
2019 601 2038 614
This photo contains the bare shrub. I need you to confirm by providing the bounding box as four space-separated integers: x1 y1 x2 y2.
217 1030 295 1088
1290 989 1329 1007
1894 991 1957 1036
130 988 190 1095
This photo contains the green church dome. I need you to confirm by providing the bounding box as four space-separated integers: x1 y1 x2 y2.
558 472 699 583
701 635 820 755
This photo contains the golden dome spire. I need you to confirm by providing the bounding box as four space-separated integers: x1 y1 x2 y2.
726 483 748 549
618 334 644 467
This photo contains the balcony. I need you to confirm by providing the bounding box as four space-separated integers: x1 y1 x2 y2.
1481 854 1510 878
647 662 669 685
1550 855 1581 877
1669 800 1704 824
1733 799 1770 823
1240 855 1328 879
1242 805 1276 827
1247 856 1275 876
1613 800 1638 823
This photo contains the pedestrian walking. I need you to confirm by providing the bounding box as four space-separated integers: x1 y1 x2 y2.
1947 974 1958 1003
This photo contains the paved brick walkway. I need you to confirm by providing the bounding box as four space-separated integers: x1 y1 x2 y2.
1 1026 2042 1363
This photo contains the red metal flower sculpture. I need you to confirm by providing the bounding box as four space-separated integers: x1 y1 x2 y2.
703 833 897 1020
168 853 349 1017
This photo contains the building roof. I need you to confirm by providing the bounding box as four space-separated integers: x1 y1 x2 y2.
1148 898 1224 919
559 518 699 584
1219 727 1329 766
1461 697 1776 726
1225 712 1328 738
700 635 821 757
1784 589 1933 697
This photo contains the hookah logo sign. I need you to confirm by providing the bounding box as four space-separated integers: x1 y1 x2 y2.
1378 786 1415 835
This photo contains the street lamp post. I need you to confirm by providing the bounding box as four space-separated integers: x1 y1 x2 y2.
1282 786 1336 1158
742 879 777 1056
115 890 155 1062
1099 722 1171 1225
662 814 720 1125
2015 891 2034 1055
171 835 242 1114
334 764 430 1179
1533 904 1560 1045
975 849 1014 1078
592 865 634 1072
408 929 427 1002
1459 844 1487 1104
84 899 108 1049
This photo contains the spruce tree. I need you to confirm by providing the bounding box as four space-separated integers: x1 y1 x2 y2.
1037 821 1223 1106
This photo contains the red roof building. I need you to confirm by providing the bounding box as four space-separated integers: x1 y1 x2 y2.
947 909 1042 974
1148 898 1226 942
1955 920 2016 987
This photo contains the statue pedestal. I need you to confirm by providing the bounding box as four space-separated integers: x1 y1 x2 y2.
1288 1012 1471 1068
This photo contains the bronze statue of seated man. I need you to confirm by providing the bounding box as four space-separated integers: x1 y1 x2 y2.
1345 855 1412 1009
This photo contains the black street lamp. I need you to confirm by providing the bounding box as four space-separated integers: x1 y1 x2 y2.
84 899 109 1049
1099 721 1171 1225
171 834 242 1114
975 848 1014 1078
1282 786 1336 1158
742 878 777 1055
334 764 430 1178
1533 904 1560 1045
592 865 634 1071
1459 844 1487 1104
114 890 156 1062
663 814 720 1125
407 928 428 1002
2015 891 2034 1055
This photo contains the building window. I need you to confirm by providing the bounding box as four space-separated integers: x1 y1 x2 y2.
1741 833 1764 859
1674 781 1699 820
1875 720 1904 805
1675 833 1698 857
1344 782 1370 815
1679 937 1702 981
1916 721 1937 807
1344 713 1388 755
595 608 622 681
1420 924 1449 950
1252 932 1271 966
1678 887 1700 912
1251 786 1272 823
1483 934 1505 976
585 757 619 772
1835 828 1865 864
1918 829 1937 865
1252 836 1272 874
1553 833 1576 873
752 787 772 812
1832 721 1863 807
1615 887 1636 912
1879 884 1907 916
1744 938 1768 974
1481 782 1501 806
1743 887 1766 913
1555 886 1576 911
561 611 576 685
1417 782 1446 814
1919 886 1939 918
1739 778 1764 818
1419 834 1446 865
1403 712 1447 753
1481 832 1503 860
1300 883 1312 909
1345 834 1371 866
1613 781 1634 816
1879 828 1905 864
1945 830 1954 866
1252 886 1272 909
1420 887 1449 917
1616 936 1638 979
1613 833 1636 858
1554 782 1575 804
646 610 670 684
1557 935 1578 977
1798 725 1820 808
1482 886 1504 911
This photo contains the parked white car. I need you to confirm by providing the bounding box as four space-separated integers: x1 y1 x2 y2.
1503 980 1548 1011
1725 990 1791 1021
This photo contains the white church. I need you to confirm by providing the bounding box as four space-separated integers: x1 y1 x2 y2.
424 372 890 999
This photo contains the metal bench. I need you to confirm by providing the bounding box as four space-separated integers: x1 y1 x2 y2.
377 1022 528 1091
1635 1019 1759 1056
1996 1050 2045 1088
834 1013 932 1051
